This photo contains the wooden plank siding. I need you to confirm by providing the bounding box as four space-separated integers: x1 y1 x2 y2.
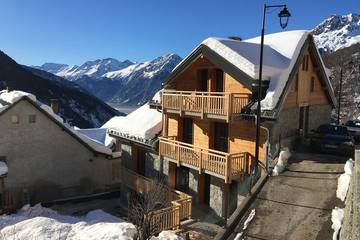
224 73 252 95
284 48 330 109
229 120 266 163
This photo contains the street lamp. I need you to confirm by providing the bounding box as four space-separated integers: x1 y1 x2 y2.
254 4 291 173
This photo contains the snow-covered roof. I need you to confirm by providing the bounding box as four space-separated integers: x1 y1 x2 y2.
0 161 8 176
0 90 115 156
106 92 162 143
168 30 334 112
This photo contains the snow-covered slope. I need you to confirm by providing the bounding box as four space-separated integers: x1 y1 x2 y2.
312 13 360 53
35 58 134 81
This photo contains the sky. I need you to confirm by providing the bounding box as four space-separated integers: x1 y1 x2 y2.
0 0 358 66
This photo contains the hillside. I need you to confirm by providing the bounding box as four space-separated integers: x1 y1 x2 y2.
0 51 123 128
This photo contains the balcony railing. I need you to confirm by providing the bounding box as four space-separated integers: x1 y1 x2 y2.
111 163 192 232
162 90 250 121
159 137 255 183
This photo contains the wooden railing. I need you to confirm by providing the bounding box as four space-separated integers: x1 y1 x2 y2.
159 137 255 183
111 165 192 232
162 90 250 120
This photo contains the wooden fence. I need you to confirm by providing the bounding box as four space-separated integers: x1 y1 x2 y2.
111 165 192 232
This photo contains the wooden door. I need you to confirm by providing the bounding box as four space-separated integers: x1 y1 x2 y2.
198 69 209 92
203 174 211 205
214 122 229 152
215 69 224 92
176 167 189 193
182 118 193 144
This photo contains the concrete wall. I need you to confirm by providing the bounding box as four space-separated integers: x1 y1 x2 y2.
0 100 113 207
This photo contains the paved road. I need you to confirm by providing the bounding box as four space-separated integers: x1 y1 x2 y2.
229 152 347 240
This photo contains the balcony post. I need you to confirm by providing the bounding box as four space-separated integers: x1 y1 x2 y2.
179 93 183 117
225 155 230 183
176 142 180 167
199 150 202 173
227 93 233 122
201 95 205 119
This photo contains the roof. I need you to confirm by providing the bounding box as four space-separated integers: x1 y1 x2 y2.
164 30 336 118
0 90 115 157
107 92 162 145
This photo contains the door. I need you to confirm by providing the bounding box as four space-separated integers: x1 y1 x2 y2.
198 69 209 92
299 107 304 131
214 122 229 152
176 167 189 193
215 69 224 92
182 118 193 144
138 149 146 176
304 106 309 135
203 174 211 205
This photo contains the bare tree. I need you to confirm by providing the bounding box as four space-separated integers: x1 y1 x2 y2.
128 177 171 240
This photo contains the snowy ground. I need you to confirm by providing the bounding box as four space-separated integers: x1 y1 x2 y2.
0 204 184 240
0 204 136 240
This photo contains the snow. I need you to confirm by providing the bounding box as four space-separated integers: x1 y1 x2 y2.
106 92 162 141
313 13 360 53
75 128 114 148
0 90 37 104
234 209 256 240
0 161 8 176
336 158 354 201
174 30 312 111
272 148 291 176
331 207 344 240
150 231 184 240
0 204 136 240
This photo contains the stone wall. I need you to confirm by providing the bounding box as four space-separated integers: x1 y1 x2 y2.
308 104 332 132
340 149 360 240
0 100 113 207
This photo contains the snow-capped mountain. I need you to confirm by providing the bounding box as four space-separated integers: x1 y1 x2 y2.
35 54 182 107
312 13 360 54
35 58 134 81
0 51 123 128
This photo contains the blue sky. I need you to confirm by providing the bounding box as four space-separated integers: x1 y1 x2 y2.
0 0 358 66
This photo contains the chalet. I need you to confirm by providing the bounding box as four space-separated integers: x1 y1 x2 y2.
0 90 121 211
157 30 336 218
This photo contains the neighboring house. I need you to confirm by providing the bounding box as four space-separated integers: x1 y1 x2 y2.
107 92 165 180
157 30 336 218
0 90 121 210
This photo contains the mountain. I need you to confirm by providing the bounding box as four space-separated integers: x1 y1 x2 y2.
35 54 182 107
312 13 360 54
0 51 123 128
322 43 360 122
35 58 134 81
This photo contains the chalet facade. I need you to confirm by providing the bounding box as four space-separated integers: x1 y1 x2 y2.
158 30 336 218
0 91 121 211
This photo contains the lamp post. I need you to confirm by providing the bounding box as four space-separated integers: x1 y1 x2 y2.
254 5 291 170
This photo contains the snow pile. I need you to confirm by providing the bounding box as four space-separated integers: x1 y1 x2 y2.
0 161 8 176
272 148 291 176
106 92 162 140
336 158 354 201
0 90 37 104
0 204 136 240
150 231 184 240
234 209 256 240
331 207 344 240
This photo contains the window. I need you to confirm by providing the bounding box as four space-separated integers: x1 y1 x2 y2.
310 77 315 92
29 114 36 123
11 115 19 124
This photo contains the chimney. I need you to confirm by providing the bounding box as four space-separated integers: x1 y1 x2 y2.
6 86 13 92
228 36 242 41
50 99 60 114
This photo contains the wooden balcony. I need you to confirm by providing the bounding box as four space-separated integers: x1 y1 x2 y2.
159 137 255 183
111 163 192 232
162 90 250 121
